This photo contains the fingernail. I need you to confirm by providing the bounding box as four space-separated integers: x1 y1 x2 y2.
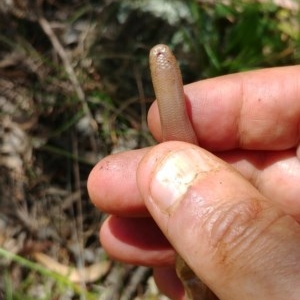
150 148 211 212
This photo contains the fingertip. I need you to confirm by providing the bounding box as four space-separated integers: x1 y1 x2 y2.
137 142 189 210
137 141 219 218
87 161 101 207
87 149 150 216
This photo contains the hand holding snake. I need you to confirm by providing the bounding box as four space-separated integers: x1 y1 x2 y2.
88 48 300 299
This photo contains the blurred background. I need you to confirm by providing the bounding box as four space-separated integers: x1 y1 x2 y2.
0 0 299 299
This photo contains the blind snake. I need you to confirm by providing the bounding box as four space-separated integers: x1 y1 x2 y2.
149 44 198 145
149 44 217 300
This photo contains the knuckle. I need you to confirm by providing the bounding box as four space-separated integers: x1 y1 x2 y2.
207 199 261 248
201 198 275 265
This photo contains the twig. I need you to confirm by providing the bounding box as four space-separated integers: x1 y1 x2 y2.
37 14 98 131
100 263 130 300
120 266 151 300
33 252 111 283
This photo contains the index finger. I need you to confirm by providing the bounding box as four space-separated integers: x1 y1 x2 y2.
148 66 300 151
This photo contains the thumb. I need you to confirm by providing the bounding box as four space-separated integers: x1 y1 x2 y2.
137 141 300 300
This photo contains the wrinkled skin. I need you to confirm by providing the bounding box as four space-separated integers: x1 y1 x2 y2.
88 66 300 300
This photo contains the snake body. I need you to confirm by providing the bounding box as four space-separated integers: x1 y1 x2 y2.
149 44 218 300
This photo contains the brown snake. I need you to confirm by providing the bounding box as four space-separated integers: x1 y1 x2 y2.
149 44 218 300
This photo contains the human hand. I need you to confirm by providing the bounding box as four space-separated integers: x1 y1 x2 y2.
88 66 300 300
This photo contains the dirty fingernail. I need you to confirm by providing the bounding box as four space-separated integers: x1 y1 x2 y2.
150 148 211 212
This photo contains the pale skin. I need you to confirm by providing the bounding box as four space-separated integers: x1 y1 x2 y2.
88 66 300 300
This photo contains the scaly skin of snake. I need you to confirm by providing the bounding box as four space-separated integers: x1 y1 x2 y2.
149 44 218 300
149 44 198 145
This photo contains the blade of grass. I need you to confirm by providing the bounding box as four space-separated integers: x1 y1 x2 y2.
0 247 98 300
